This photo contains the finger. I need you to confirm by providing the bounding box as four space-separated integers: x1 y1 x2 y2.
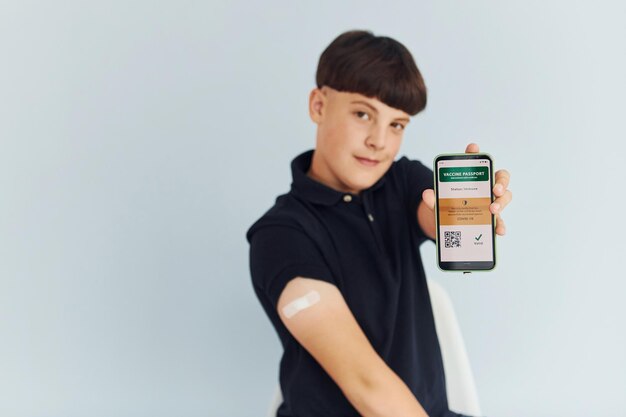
495 214 506 236
422 189 435 211
493 169 511 196
490 190 512 214
465 142 480 153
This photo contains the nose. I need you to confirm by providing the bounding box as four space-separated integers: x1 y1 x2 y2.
365 124 387 151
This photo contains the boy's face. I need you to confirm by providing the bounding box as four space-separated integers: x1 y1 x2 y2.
308 86 410 195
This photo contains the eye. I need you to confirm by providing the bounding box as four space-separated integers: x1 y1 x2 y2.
392 122 406 131
355 111 370 121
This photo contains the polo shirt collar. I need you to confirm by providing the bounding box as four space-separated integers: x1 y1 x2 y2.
290 149 386 206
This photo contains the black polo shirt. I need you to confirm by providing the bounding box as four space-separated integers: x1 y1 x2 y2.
247 149 470 417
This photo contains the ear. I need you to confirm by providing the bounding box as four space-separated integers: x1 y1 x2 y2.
309 87 327 124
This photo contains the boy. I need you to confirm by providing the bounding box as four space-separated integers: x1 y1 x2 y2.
246 30 512 417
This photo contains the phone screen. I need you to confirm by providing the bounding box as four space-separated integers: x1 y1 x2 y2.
435 155 495 270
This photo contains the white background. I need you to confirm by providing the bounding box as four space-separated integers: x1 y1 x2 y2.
1 1 625 416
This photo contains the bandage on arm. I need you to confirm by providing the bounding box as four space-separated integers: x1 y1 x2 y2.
276 277 429 417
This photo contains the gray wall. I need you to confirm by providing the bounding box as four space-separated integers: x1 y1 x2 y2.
1 1 624 416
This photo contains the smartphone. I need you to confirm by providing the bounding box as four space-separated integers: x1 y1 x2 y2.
433 153 496 272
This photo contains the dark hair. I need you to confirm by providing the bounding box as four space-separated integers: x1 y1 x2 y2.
315 30 427 116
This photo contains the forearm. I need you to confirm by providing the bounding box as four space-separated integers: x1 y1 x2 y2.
345 363 429 417
417 199 436 241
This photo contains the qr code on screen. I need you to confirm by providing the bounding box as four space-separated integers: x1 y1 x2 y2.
444 231 461 248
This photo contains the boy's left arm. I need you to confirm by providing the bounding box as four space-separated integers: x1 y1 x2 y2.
417 142 513 240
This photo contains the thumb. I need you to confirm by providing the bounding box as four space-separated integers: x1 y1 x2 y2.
422 189 435 211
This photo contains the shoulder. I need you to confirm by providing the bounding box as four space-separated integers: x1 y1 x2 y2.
246 192 337 303
246 191 311 243
394 155 433 182
393 155 432 173
379 155 433 195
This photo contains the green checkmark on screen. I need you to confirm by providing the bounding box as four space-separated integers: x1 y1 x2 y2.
475 234 482 241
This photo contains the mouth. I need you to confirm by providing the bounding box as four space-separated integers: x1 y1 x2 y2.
355 156 380 167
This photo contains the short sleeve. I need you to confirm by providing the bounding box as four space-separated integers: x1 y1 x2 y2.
248 224 336 308
397 156 436 243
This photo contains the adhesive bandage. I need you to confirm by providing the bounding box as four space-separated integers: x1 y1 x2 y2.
282 290 321 319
